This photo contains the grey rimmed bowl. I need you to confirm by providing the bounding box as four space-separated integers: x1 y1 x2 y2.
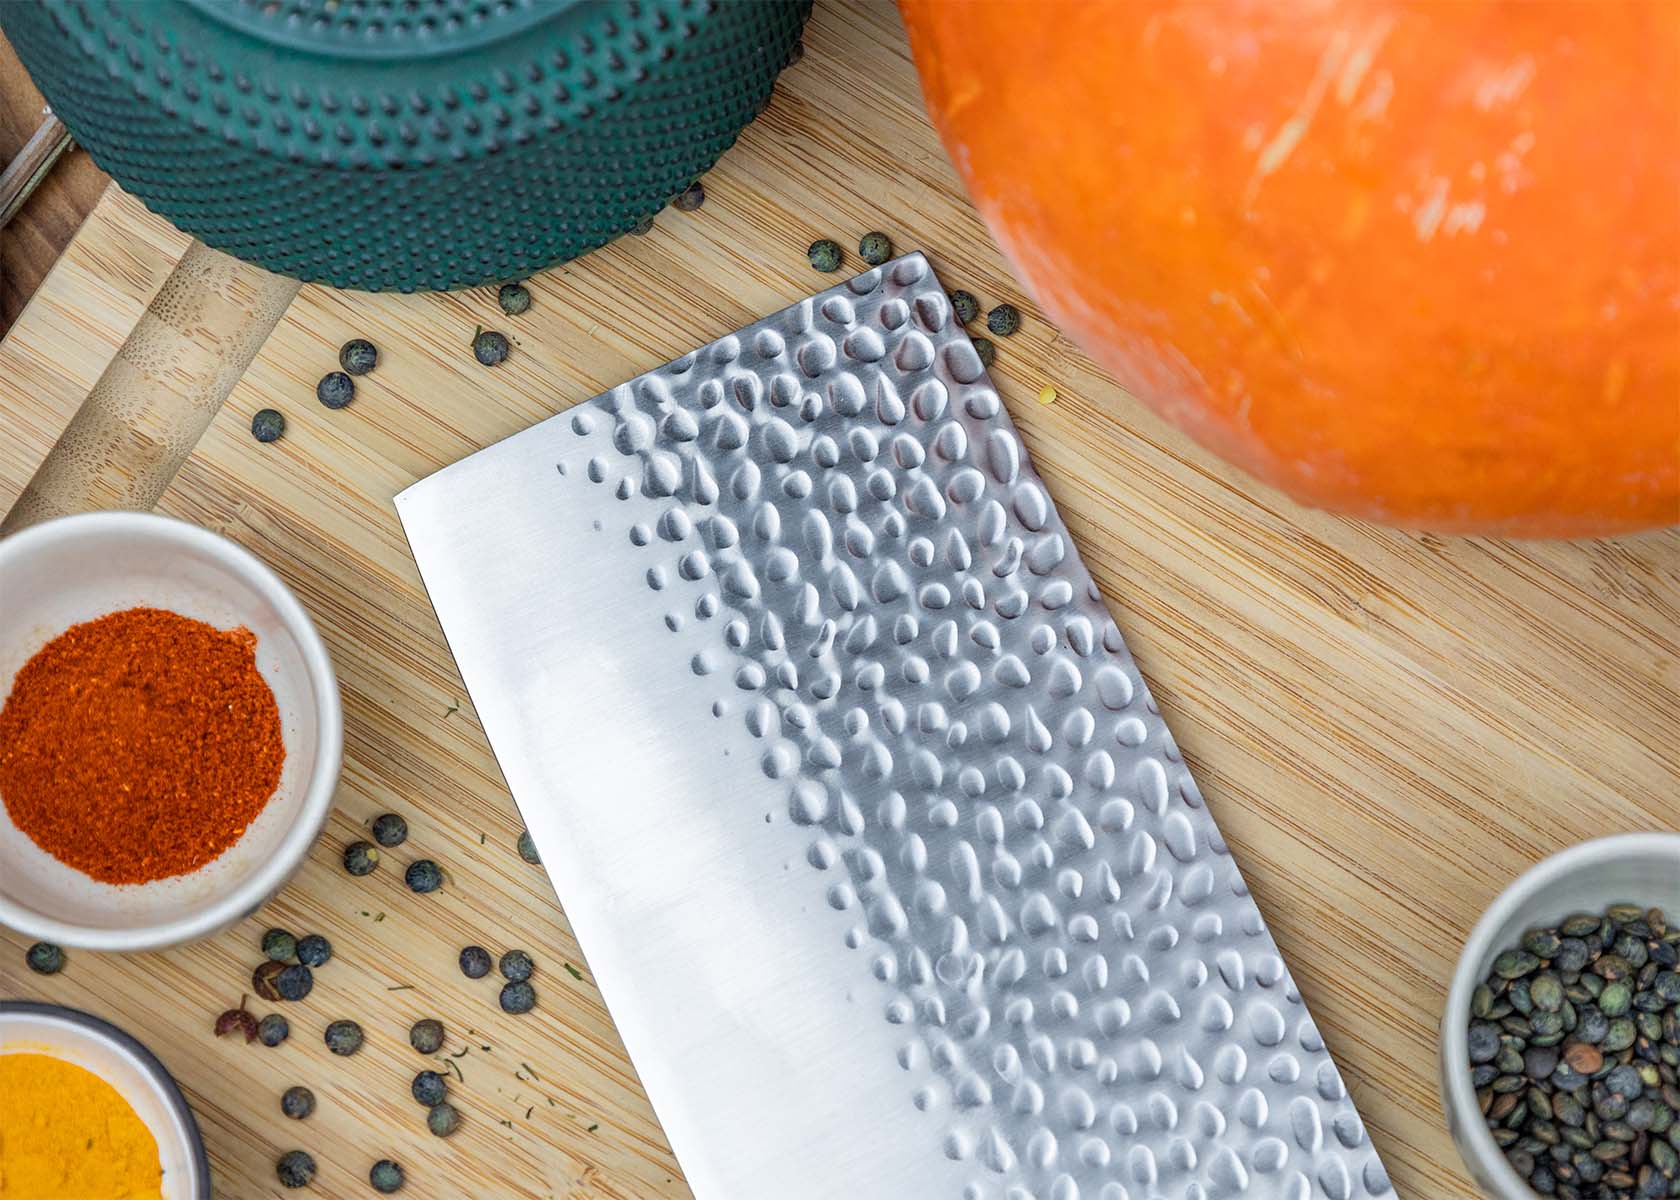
0 1000 210 1198
1439 833 1680 1198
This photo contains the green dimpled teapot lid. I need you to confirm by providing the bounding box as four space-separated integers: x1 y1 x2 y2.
3 0 808 291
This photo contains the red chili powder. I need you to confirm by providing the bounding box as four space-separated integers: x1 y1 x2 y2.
0 606 285 885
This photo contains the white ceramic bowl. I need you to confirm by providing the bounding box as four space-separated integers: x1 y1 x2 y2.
0 1000 209 1198
0 511 341 949
1439 833 1680 1198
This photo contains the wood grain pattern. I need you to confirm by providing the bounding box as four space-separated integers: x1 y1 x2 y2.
1 5 1677 1198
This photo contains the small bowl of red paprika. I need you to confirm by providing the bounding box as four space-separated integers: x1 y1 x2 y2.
0 511 342 950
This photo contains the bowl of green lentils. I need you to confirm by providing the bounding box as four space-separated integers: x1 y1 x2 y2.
1441 833 1680 1199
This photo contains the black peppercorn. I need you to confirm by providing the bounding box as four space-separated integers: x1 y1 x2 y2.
371 813 408 848
25 942 63 974
295 934 332 968
516 830 540 864
257 1013 290 1047
949 290 979 325
409 1018 445 1055
499 949 535 983
472 330 510 366
339 338 378 376
250 408 285 443
411 1070 447 1106
343 841 379 876
858 232 892 266
369 1159 404 1194
497 283 531 316
275 964 313 1002
459 946 492 979
986 303 1022 337
807 239 842 273
280 1086 315 1120
316 371 355 409
672 182 705 212
277 1150 316 1189
324 1019 364 1056
972 337 996 369
500 980 537 1014
427 1102 459 1137
405 859 443 893
261 928 296 962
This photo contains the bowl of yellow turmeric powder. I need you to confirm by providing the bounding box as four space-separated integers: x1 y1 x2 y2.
0 1000 209 1199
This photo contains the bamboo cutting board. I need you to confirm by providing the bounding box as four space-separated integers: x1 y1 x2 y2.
2 4 1677 1197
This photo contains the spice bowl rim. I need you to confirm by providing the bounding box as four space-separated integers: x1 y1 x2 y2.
0 999 211 1198
0 510 343 950
1437 831 1680 1199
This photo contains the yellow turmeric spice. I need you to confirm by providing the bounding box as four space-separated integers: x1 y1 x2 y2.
0 1052 163 1198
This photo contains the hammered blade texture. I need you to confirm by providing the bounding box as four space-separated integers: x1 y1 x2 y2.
409 254 1392 1200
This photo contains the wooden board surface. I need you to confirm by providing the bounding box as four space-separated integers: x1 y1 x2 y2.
2 4 1677 1197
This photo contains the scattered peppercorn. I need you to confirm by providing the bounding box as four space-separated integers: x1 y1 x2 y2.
459 946 492 979
426 1102 460 1138
858 232 892 266
295 934 332 968
257 1013 290 1047
807 239 842 273
949 290 979 324
343 841 379 876
986 304 1021 337
972 337 996 368
280 1086 315 1120
251 408 286 443
339 338 379 376
214 1007 258 1042
262 928 297 962
253 961 286 1001
673 182 706 212
276 1150 316 1189
275 964 313 1002
405 859 443 893
369 1159 404 1194
500 980 537 1014
325 1019 364 1056
630 216 654 236
25 942 63 974
497 283 531 316
316 371 355 410
499 950 535 983
516 830 540 864
472 330 510 367
411 1070 448 1106
371 813 408 848
409 1018 445 1055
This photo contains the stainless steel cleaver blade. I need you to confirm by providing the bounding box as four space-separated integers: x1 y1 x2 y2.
395 254 1392 1200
